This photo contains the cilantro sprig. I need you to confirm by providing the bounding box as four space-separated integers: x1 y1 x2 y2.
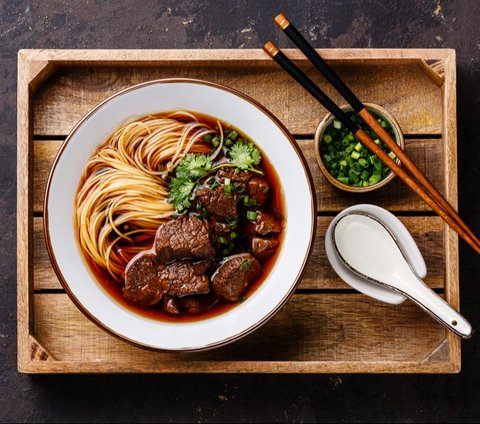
228 141 261 171
168 176 196 211
175 154 212 179
169 154 212 211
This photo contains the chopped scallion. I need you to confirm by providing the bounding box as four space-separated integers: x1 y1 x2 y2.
224 184 234 197
369 174 382 185
227 130 239 141
319 109 397 187
358 158 369 168
360 170 370 181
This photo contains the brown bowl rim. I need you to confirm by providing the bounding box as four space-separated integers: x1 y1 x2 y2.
314 103 404 193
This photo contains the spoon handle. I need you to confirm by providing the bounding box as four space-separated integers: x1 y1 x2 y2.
400 276 472 338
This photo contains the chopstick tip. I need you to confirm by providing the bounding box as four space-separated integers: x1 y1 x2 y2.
263 41 280 58
274 13 290 30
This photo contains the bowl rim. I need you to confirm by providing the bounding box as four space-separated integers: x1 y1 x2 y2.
314 102 404 193
43 77 317 352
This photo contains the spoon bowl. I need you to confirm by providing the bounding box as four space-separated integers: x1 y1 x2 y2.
325 204 428 304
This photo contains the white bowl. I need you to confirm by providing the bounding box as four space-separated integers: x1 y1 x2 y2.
44 78 316 351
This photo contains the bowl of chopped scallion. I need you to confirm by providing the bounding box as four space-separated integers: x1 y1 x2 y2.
314 103 404 192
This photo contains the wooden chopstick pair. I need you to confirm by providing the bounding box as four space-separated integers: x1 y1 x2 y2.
263 13 480 255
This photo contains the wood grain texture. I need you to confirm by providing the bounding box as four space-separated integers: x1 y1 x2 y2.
17 51 33 372
441 51 460 368
33 138 444 213
28 293 454 373
18 49 460 374
33 215 446 291
32 63 442 136
20 48 456 63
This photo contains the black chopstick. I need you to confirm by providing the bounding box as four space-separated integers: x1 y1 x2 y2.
274 13 364 113
262 41 480 255
272 12 480 252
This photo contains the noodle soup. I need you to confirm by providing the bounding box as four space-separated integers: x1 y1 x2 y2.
76 111 285 322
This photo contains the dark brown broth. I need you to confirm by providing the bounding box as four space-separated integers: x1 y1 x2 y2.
78 112 285 323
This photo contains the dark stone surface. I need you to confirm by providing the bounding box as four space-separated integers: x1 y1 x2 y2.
1 0 480 422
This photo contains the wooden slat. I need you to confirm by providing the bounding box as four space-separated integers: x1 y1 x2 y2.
17 48 34 372
20 47 456 64
32 293 448 372
33 63 442 136
441 51 461 370
33 138 444 213
33 140 54 213
33 215 445 291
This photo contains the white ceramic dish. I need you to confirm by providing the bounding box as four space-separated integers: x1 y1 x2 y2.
44 78 316 352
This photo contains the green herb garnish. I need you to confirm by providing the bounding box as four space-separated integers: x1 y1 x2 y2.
229 141 261 171
168 154 213 210
246 211 257 221
239 259 252 271
175 153 212 179
168 177 196 211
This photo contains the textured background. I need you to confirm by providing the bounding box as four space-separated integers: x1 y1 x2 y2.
2 1 480 422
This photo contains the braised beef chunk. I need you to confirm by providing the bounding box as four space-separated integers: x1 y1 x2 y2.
255 211 283 235
191 260 210 275
179 293 217 315
212 253 261 302
123 252 166 307
159 261 210 298
163 294 181 315
252 237 279 261
247 177 270 207
208 217 234 238
216 168 253 185
195 186 238 220
241 220 256 237
154 215 215 264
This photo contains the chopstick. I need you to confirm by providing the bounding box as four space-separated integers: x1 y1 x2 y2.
273 13 480 252
262 41 480 255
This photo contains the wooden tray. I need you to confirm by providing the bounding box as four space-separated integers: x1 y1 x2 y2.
18 49 460 373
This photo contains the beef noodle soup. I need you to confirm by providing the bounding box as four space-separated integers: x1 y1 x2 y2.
76 111 284 322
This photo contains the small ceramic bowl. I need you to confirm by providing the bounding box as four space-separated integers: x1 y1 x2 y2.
314 103 404 193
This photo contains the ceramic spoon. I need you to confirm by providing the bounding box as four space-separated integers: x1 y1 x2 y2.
332 212 472 339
